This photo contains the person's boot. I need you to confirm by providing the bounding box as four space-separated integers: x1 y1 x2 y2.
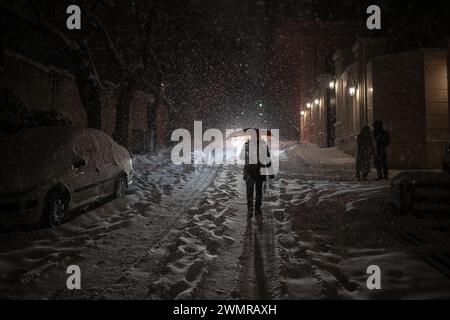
376 169 384 180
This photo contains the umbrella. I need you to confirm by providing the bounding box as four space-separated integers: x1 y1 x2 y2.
225 128 272 140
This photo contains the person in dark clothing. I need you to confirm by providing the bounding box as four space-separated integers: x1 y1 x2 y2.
356 125 374 181
372 120 390 180
240 131 274 218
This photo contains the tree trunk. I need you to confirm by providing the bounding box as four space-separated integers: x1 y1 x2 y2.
73 44 103 130
74 72 103 129
113 84 134 148
148 99 157 152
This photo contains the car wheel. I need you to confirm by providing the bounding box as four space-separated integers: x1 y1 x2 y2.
114 175 128 199
42 193 69 228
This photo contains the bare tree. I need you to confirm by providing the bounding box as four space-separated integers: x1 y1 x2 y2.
93 0 192 148
1 0 242 149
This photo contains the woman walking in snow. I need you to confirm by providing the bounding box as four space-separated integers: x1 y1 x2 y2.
356 125 375 181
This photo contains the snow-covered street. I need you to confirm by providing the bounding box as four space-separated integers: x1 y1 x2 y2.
1 143 450 299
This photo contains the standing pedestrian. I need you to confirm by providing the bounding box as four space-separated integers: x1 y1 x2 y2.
356 125 374 181
373 120 390 180
240 129 274 219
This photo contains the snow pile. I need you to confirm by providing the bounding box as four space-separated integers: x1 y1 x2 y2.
286 143 355 169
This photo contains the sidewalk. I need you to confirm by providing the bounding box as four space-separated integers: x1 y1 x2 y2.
281 142 356 178
274 143 450 299
289 142 355 167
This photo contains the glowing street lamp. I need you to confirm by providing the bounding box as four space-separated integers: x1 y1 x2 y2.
329 80 335 90
349 86 356 97
300 111 306 116
306 102 312 109
314 99 320 106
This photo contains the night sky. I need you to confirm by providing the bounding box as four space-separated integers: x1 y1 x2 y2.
193 0 450 132
2 0 449 133
191 0 270 130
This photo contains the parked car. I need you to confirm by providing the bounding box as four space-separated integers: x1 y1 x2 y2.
0 127 133 228
390 171 450 215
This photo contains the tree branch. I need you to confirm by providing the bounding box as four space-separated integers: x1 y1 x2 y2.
94 19 128 76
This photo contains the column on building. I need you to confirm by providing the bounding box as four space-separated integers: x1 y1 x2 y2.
333 48 355 154
424 49 449 168
308 74 336 148
333 38 386 156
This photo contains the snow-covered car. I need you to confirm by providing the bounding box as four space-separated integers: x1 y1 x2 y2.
0 127 133 228
390 171 450 215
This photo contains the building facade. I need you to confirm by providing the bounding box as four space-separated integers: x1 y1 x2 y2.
268 19 357 139
0 50 171 153
301 39 450 169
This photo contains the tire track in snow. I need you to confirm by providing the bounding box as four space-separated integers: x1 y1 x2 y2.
266 179 324 300
144 166 242 299
58 165 219 299
196 167 281 300
143 165 283 300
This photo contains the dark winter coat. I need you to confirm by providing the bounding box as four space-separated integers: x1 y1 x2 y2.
356 128 374 174
241 140 272 182
373 128 390 155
